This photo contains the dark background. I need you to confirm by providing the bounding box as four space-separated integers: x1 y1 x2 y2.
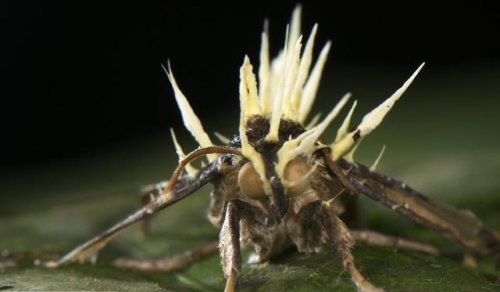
1 1 499 169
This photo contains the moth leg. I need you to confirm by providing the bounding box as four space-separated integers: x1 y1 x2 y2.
322 202 384 292
40 159 224 268
113 240 218 271
351 230 439 255
219 202 241 292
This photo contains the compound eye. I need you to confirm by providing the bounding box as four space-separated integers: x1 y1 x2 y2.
284 157 310 196
238 162 266 200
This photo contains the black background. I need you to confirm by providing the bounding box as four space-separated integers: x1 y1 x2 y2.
2 1 499 168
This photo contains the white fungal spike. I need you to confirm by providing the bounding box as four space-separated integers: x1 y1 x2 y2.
235 6 424 185
288 4 302 54
275 93 351 182
291 24 319 112
370 145 387 171
282 35 304 119
295 92 351 155
305 112 321 129
266 26 291 142
358 63 424 135
344 138 362 163
238 56 269 192
259 20 272 114
214 132 231 144
240 56 262 119
335 100 358 143
169 128 197 176
298 41 332 123
331 63 425 159
163 63 216 161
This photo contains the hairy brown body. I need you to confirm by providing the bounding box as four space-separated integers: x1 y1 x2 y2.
208 117 348 262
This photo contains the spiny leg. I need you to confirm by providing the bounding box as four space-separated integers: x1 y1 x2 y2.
351 230 439 256
322 202 383 292
39 147 239 268
219 202 241 292
113 240 218 271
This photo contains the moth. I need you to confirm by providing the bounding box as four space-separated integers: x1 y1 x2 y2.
42 6 500 292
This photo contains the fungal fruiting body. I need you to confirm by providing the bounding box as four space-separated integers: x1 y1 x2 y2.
163 6 423 291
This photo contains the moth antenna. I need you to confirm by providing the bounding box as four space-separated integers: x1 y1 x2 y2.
335 100 358 143
298 41 332 123
165 146 243 196
305 112 321 129
258 19 272 114
331 63 425 159
370 145 386 171
214 132 231 145
170 128 197 176
162 63 216 161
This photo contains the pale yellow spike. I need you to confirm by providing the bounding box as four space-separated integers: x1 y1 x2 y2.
238 57 270 195
169 128 197 176
344 138 361 163
288 5 302 58
258 20 272 114
370 145 386 171
332 63 425 159
266 26 291 141
295 92 351 155
298 41 332 123
282 35 303 119
335 100 358 143
305 112 321 129
357 63 424 135
163 63 216 161
274 93 351 185
214 131 231 144
291 24 319 112
240 56 262 119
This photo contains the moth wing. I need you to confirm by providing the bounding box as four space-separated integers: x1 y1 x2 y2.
322 150 500 255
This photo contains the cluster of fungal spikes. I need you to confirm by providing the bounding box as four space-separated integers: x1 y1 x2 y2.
165 6 424 186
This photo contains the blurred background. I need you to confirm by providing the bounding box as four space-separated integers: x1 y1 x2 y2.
1 1 499 169
1 0 500 217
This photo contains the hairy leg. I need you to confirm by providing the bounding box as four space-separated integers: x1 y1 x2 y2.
322 202 384 292
351 230 439 255
113 240 218 271
219 202 241 292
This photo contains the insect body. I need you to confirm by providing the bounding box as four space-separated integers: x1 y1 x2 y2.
43 6 500 292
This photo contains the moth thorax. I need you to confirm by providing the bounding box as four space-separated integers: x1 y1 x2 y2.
238 157 311 201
